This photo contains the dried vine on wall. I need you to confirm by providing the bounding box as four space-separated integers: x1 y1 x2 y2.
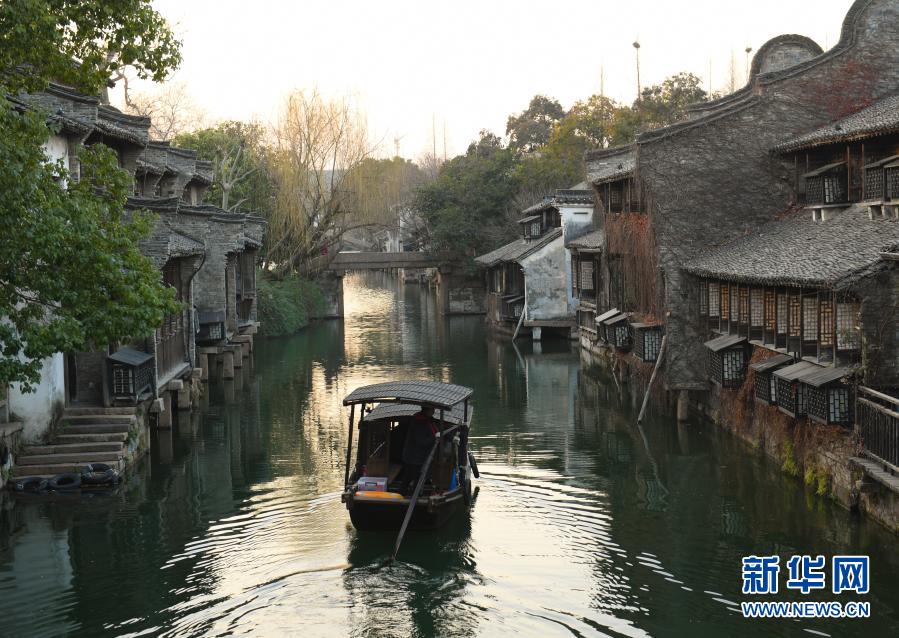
605 210 660 320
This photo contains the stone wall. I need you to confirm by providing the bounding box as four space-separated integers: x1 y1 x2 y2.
436 271 486 316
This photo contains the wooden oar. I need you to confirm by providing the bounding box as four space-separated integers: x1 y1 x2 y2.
391 424 459 561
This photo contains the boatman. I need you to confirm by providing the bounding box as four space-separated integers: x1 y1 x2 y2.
401 405 440 494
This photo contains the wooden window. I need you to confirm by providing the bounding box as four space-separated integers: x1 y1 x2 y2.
836 301 860 349
730 286 739 326
579 259 594 291
777 292 788 334
737 286 748 324
819 297 834 347
699 280 708 315
888 167 899 200
788 294 801 338
708 282 720 317
865 167 885 200
571 257 579 294
750 288 764 327
720 283 730 320
764 289 776 332
802 295 818 341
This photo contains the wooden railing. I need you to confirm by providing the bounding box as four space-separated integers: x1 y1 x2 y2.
857 386 899 471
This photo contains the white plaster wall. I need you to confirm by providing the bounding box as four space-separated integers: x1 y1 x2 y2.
9 353 65 442
561 204 594 314
521 235 573 322
42 134 69 188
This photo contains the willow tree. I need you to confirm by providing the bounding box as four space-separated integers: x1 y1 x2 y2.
266 90 372 276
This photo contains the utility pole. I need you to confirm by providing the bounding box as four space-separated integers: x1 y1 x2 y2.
432 113 437 165
708 59 713 96
600 64 605 98
443 119 447 163
633 41 642 101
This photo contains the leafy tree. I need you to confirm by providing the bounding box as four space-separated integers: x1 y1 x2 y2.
0 0 182 388
635 72 708 129
0 109 178 389
0 0 181 95
414 131 519 269
505 95 566 153
174 121 273 213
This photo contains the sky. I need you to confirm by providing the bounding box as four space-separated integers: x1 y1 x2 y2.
114 0 853 161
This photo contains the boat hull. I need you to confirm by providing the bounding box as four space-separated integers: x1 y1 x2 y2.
346 490 465 531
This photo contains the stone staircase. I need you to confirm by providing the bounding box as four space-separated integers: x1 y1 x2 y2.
11 407 136 479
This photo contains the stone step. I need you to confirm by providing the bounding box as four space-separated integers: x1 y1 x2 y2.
58 423 131 435
17 451 122 466
55 432 128 444
64 406 136 416
11 459 122 479
25 442 123 455
61 414 136 425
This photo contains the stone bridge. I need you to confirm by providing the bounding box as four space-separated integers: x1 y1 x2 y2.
318 251 486 319
327 251 443 271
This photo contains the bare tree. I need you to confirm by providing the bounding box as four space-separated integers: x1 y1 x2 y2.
266 89 373 276
120 79 205 140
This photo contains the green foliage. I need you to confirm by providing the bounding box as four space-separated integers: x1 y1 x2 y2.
781 439 799 477
414 132 520 268
506 95 566 154
633 72 708 129
0 0 181 95
0 0 182 390
0 107 179 389
256 272 325 337
173 121 273 214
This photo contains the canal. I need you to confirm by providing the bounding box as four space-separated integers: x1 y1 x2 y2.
1 273 897 637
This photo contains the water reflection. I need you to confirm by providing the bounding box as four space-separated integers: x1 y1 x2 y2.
0 272 897 638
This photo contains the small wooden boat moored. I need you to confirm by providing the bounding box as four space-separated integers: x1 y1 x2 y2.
340 381 476 531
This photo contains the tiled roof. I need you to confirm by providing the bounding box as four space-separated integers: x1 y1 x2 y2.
683 203 899 288
554 188 593 206
568 230 604 251
585 146 636 184
167 229 205 257
773 93 899 153
474 227 563 267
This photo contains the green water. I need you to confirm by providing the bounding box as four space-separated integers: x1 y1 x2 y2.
1 272 897 637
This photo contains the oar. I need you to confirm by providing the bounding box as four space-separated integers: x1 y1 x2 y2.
391 424 459 561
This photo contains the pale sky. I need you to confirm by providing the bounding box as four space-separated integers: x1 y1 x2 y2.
115 0 851 160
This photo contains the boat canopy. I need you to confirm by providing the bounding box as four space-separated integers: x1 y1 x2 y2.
343 381 473 409
364 402 473 426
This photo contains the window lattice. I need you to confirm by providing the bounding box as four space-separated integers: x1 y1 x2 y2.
700 280 708 315
836 301 860 349
571 258 579 293
754 370 772 403
720 283 730 321
777 378 806 415
750 288 764 327
803 296 818 341
731 286 740 327
579 259 594 291
112 366 133 396
723 350 745 383
738 286 749 324
888 167 899 200
819 297 834 346
708 282 720 317
823 176 845 203
865 168 884 200
788 294 801 337
764 289 777 332
807 176 824 204
808 385 851 425
777 293 787 333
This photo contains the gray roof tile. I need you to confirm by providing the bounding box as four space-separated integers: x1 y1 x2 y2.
568 230 604 250
774 93 899 153
474 228 563 267
585 146 636 184
683 204 899 288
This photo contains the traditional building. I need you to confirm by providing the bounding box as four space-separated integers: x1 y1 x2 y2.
684 93 899 428
475 187 593 339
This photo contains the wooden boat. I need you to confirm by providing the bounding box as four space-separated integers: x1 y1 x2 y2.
340 381 476 531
